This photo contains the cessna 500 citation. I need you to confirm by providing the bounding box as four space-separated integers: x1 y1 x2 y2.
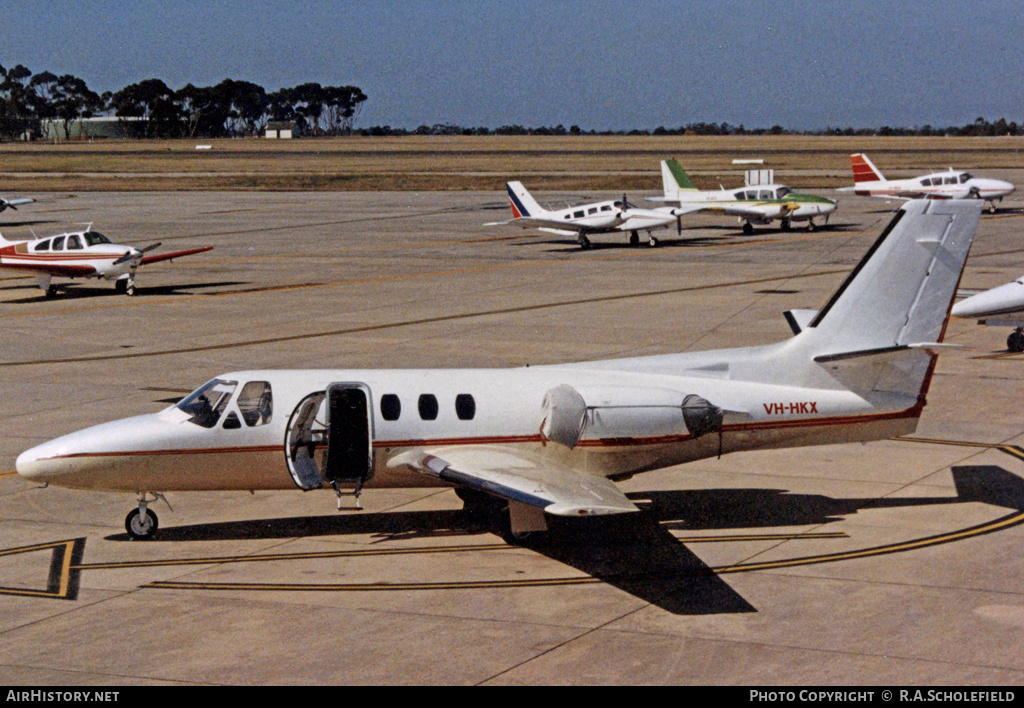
0 227 213 296
18 200 982 541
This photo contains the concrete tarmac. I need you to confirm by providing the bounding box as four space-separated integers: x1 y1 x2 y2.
1 188 1024 685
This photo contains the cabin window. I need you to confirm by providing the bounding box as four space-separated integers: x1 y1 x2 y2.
236 381 273 426
418 394 438 420
177 379 238 429
600 205 611 212
746 190 758 200
51 236 65 251
944 176 957 185
222 412 241 430
921 178 932 186
33 240 50 252
759 190 772 199
455 394 476 420
66 235 82 250
587 207 597 215
84 232 111 246
573 210 584 218
563 214 571 219
736 192 746 200
380 394 401 421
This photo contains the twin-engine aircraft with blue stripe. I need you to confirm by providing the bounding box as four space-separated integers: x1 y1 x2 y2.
487 181 684 249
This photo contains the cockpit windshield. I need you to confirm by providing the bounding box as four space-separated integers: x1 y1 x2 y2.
776 187 791 198
177 379 238 428
960 173 972 184
83 231 111 246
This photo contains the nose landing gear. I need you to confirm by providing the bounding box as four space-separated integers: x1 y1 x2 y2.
125 492 170 540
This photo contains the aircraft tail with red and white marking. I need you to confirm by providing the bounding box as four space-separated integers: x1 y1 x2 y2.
850 153 886 184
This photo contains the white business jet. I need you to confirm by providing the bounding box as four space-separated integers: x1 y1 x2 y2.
0 227 213 296
839 153 1015 213
17 200 982 541
952 275 1024 351
656 159 837 235
487 181 681 249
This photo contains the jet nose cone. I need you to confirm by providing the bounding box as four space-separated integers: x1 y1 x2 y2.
16 442 63 482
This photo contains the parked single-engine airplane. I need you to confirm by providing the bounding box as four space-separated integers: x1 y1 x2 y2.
654 159 837 234
839 153 1015 213
0 196 34 213
17 200 982 541
0 227 213 296
951 275 1024 352
487 181 682 249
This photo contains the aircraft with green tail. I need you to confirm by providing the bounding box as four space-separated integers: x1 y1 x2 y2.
655 159 837 235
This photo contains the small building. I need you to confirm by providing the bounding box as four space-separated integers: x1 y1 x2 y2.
265 121 298 139
40 116 145 140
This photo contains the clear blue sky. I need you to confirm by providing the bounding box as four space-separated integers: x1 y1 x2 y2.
5 0 1023 131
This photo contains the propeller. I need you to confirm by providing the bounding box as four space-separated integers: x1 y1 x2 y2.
112 242 161 266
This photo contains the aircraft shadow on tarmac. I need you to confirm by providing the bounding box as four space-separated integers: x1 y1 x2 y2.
533 223 859 253
102 465 1024 615
2 280 246 303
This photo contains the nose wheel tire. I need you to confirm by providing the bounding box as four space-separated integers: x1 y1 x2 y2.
125 507 158 540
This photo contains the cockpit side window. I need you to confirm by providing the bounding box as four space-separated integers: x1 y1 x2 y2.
66 235 82 250
84 231 111 246
33 239 51 252
960 173 971 184
51 236 65 251
177 379 238 428
236 381 273 427
944 176 957 185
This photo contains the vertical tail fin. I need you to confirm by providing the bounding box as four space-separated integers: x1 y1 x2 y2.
850 153 885 183
661 159 698 201
506 182 546 219
806 200 981 353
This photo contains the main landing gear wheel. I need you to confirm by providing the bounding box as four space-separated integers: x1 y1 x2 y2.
125 507 158 540
806 220 817 232
1008 328 1024 353
742 222 754 235
629 231 639 247
115 279 137 296
780 219 791 232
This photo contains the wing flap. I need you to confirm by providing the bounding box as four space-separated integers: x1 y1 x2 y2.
388 446 639 516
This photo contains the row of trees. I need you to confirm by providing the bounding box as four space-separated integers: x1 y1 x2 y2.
358 117 1024 138
3 64 1022 140
0 64 367 139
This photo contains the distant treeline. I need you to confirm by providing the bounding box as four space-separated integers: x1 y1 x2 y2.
2 64 1021 141
356 117 1024 138
0 63 366 139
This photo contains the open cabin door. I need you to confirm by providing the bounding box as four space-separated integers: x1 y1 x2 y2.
284 383 374 492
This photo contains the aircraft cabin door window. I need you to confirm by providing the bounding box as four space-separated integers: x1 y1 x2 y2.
51 236 65 251
66 235 82 249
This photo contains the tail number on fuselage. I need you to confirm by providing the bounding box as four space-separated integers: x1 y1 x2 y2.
763 401 819 415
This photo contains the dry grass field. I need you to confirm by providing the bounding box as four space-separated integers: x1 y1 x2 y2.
2 134 1024 192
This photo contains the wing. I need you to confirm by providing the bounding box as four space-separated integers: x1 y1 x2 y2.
387 445 639 517
139 246 213 266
